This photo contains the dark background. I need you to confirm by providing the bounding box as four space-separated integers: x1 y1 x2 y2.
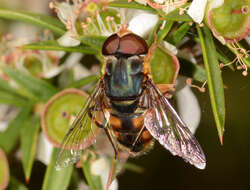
119 69 250 190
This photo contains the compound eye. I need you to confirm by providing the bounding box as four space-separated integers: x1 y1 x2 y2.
119 33 148 55
129 56 143 75
102 34 119 55
105 58 115 76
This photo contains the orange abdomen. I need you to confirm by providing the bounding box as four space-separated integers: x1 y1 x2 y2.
109 112 153 153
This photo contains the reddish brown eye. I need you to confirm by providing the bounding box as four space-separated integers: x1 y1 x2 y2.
119 33 148 55
102 34 120 55
102 33 148 56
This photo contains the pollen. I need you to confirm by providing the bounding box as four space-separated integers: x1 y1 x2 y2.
86 2 98 13
145 0 187 10
49 2 54 9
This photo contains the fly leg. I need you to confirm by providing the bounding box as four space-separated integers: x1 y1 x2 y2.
132 125 145 148
88 107 119 159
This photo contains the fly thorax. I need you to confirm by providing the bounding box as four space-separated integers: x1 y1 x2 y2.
104 55 144 100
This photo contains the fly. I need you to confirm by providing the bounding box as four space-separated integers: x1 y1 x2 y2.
55 27 206 170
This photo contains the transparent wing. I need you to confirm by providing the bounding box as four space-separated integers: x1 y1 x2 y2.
55 82 105 170
143 79 206 169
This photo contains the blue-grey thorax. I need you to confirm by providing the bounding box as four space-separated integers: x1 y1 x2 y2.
104 55 144 101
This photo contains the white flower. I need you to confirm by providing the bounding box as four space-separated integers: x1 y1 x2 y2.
43 52 83 78
0 105 18 132
57 31 81 47
162 41 178 55
187 0 208 24
175 77 201 134
128 10 158 38
134 0 147 5
91 157 118 190
36 133 53 165
53 0 121 46
54 1 80 46
134 0 187 14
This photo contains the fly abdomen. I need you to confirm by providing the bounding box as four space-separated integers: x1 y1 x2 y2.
115 129 153 153
109 112 153 153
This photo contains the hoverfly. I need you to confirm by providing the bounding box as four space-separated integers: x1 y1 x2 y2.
55 27 206 170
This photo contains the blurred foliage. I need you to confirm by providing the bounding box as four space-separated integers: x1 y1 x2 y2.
0 0 249 189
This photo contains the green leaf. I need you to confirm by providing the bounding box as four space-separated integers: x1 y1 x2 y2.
2 67 58 102
66 75 98 88
0 78 29 106
8 176 28 190
0 9 66 35
147 20 173 46
0 102 33 153
22 40 98 54
0 91 28 107
157 21 173 43
78 36 106 52
242 56 250 68
124 162 144 173
81 153 103 190
0 148 9 190
42 148 73 190
0 78 19 95
197 25 225 143
158 8 192 22
216 51 234 71
21 117 40 182
167 22 191 45
147 20 162 46
108 1 155 12
178 58 207 83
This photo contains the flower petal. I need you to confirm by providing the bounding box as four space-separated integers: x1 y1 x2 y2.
162 41 178 55
36 133 53 165
176 83 201 134
128 10 159 38
134 0 147 5
57 31 80 47
55 2 75 25
187 0 208 24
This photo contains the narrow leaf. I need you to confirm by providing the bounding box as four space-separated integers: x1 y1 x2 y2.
8 176 28 190
0 78 20 95
66 75 98 88
21 117 40 182
216 51 234 71
0 148 9 190
22 40 98 54
157 21 173 43
2 67 58 102
78 36 106 52
178 57 207 83
108 1 155 12
197 25 225 143
167 22 190 45
0 9 66 35
0 102 33 153
124 162 144 173
0 91 27 107
81 154 103 190
158 8 192 22
42 148 73 190
147 20 173 46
